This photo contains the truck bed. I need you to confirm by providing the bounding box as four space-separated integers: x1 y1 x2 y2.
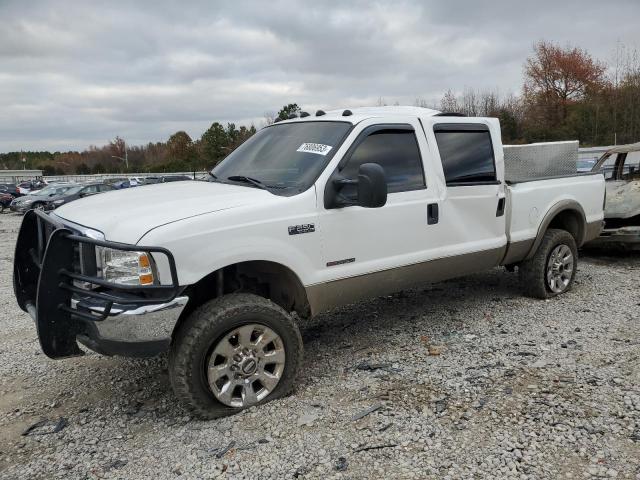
504 172 605 264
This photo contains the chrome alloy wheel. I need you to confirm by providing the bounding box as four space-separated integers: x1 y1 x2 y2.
207 324 286 408
546 244 574 294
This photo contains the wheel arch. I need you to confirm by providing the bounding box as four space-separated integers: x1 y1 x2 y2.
173 260 311 339
525 200 586 260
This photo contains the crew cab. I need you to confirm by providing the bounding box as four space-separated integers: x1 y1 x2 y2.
13 106 605 418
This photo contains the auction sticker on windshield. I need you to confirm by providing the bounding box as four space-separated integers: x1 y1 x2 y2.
297 143 333 155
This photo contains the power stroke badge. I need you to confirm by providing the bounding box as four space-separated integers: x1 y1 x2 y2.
288 224 315 235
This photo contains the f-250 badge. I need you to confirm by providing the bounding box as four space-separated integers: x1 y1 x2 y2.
288 224 315 235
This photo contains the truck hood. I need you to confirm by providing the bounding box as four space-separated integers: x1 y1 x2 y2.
53 181 274 243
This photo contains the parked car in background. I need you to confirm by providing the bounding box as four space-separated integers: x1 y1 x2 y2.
17 179 47 195
159 174 192 183
586 142 640 250
577 159 597 172
0 192 13 212
45 182 114 210
10 183 78 213
0 184 21 197
143 176 160 184
129 177 145 186
112 179 131 189
103 177 128 189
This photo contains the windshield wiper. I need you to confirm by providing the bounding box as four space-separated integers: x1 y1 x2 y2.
226 175 271 191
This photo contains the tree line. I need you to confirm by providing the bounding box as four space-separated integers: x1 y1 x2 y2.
425 41 640 146
0 122 258 176
1 41 639 175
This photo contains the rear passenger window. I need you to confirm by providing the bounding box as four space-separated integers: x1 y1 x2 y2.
340 129 425 196
434 127 497 185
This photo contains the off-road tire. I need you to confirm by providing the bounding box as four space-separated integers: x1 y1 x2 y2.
519 228 578 299
169 293 303 419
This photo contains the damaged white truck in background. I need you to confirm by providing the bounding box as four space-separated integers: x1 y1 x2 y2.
586 142 640 250
13 106 605 418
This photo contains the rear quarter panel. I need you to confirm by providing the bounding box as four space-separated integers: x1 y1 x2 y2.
507 174 605 245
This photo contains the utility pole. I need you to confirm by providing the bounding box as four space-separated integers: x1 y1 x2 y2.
111 140 129 170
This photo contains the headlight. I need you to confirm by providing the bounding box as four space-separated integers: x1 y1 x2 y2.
53 199 65 206
96 247 156 285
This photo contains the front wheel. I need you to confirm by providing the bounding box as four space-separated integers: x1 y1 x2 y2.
519 228 578 299
169 293 303 419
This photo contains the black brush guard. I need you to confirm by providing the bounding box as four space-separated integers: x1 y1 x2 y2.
13 210 181 359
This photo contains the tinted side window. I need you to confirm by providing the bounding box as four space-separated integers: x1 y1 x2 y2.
434 129 497 185
340 130 425 197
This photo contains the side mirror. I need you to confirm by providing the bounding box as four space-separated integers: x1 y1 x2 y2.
356 163 387 208
325 162 387 209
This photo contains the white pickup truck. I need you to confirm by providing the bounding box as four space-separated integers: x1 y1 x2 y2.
14 106 604 418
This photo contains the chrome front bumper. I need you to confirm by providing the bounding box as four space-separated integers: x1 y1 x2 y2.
26 296 190 357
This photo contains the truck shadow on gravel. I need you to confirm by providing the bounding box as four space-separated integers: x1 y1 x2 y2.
581 247 640 265
297 268 525 381
9 258 619 426
40 268 526 419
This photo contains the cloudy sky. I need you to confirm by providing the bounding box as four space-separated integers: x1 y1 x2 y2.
1 0 639 152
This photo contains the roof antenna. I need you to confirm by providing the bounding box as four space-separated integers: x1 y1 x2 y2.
342 109 352 116
316 110 326 116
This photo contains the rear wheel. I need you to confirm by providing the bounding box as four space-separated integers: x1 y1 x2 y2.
169 293 303 419
32 202 44 211
519 228 578 299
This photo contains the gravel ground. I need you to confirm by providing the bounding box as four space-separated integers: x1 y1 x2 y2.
0 212 639 479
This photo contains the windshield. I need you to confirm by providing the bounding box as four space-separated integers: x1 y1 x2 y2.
61 186 83 195
36 185 74 196
211 121 352 195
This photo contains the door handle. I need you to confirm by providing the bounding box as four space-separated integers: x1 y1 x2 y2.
427 203 439 225
496 197 505 217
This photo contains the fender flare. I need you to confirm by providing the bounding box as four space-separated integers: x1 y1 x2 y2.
524 200 587 260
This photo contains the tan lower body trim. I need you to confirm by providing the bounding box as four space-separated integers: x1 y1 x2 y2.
500 239 534 265
306 247 505 316
584 220 604 244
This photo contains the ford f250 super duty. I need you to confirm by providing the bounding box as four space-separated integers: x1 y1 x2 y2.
13 106 605 418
